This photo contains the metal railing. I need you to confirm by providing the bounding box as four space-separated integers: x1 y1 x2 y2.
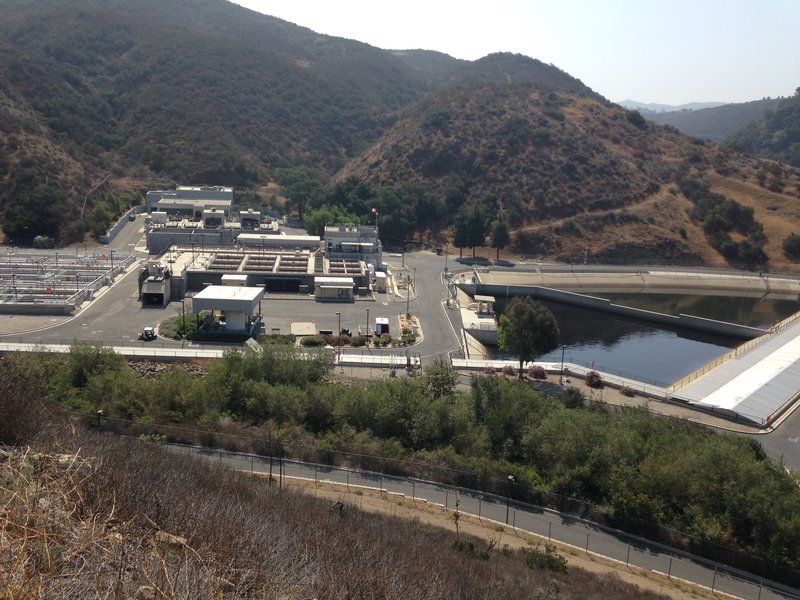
172 443 800 600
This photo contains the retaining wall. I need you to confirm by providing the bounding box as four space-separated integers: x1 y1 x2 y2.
459 282 768 340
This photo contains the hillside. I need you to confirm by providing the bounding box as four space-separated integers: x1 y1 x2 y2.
729 89 800 167
640 98 782 142
0 387 671 600
336 83 800 267
0 0 432 242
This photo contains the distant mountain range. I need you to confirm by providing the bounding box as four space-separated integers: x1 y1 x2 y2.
618 100 727 113
1 0 799 270
639 98 784 143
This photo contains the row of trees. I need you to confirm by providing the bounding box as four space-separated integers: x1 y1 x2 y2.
8 339 800 580
452 202 511 259
274 168 513 255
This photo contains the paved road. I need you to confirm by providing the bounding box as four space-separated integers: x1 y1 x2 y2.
171 444 799 600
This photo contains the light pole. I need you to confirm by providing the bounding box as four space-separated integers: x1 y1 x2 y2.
109 250 114 274
444 242 448 273
560 344 566 385
336 311 342 370
366 307 370 337
505 474 514 524
406 278 410 317
180 298 186 339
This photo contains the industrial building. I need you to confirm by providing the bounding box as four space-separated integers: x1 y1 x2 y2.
145 185 233 216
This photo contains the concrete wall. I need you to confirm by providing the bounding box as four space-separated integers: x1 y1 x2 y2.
459 282 768 340
100 206 145 244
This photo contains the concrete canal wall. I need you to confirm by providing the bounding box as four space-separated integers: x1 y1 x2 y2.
458 282 769 340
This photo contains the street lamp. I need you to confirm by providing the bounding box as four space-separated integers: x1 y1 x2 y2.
406 277 410 317
366 307 370 337
336 311 342 370
180 298 186 339
560 345 566 385
505 474 515 524
109 250 115 273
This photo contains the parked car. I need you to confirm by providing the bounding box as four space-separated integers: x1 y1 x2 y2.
139 326 157 341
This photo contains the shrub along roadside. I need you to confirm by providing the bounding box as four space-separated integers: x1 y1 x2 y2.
5 345 800 584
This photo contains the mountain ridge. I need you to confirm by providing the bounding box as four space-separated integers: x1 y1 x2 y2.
1 0 799 271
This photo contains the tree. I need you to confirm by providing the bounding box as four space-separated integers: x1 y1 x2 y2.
274 167 323 219
783 233 800 261
498 297 559 378
453 203 487 258
304 204 359 237
490 219 511 260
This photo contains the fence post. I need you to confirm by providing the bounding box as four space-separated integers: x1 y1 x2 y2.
445 490 449 511
512 510 515 530
585 532 589 553
712 566 717 592
626 543 631 566
346 468 349 491
548 522 552 540
315 466 318 488
478 498 481 518
668 556 673 578
412 480 415 500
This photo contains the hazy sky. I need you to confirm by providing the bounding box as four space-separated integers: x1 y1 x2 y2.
233 0 799 105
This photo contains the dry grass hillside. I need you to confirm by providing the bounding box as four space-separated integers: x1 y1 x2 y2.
337 86 800 269
0 431 671 599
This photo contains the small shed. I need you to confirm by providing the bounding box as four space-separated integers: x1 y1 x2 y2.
191 285 264 331
375 271 388 293
221 274 248 287
314 276 354 302
375 317 390 336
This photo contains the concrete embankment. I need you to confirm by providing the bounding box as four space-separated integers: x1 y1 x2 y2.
477 268 800 298
456 267 800 339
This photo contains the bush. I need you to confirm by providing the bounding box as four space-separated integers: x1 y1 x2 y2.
301 335 327 347
783 233 800 261
528 365 547 379
585 370 604 389
625 110 647 130
521 544 568 573
502 365 516 376
620 386 636 397
563 387 586 409
350 335 367 347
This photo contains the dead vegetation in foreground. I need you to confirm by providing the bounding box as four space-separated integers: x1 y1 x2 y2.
0 431 672 599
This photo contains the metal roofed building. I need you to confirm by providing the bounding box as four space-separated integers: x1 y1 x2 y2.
671 316 800 426
191 284 264 334
146 185 233 215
